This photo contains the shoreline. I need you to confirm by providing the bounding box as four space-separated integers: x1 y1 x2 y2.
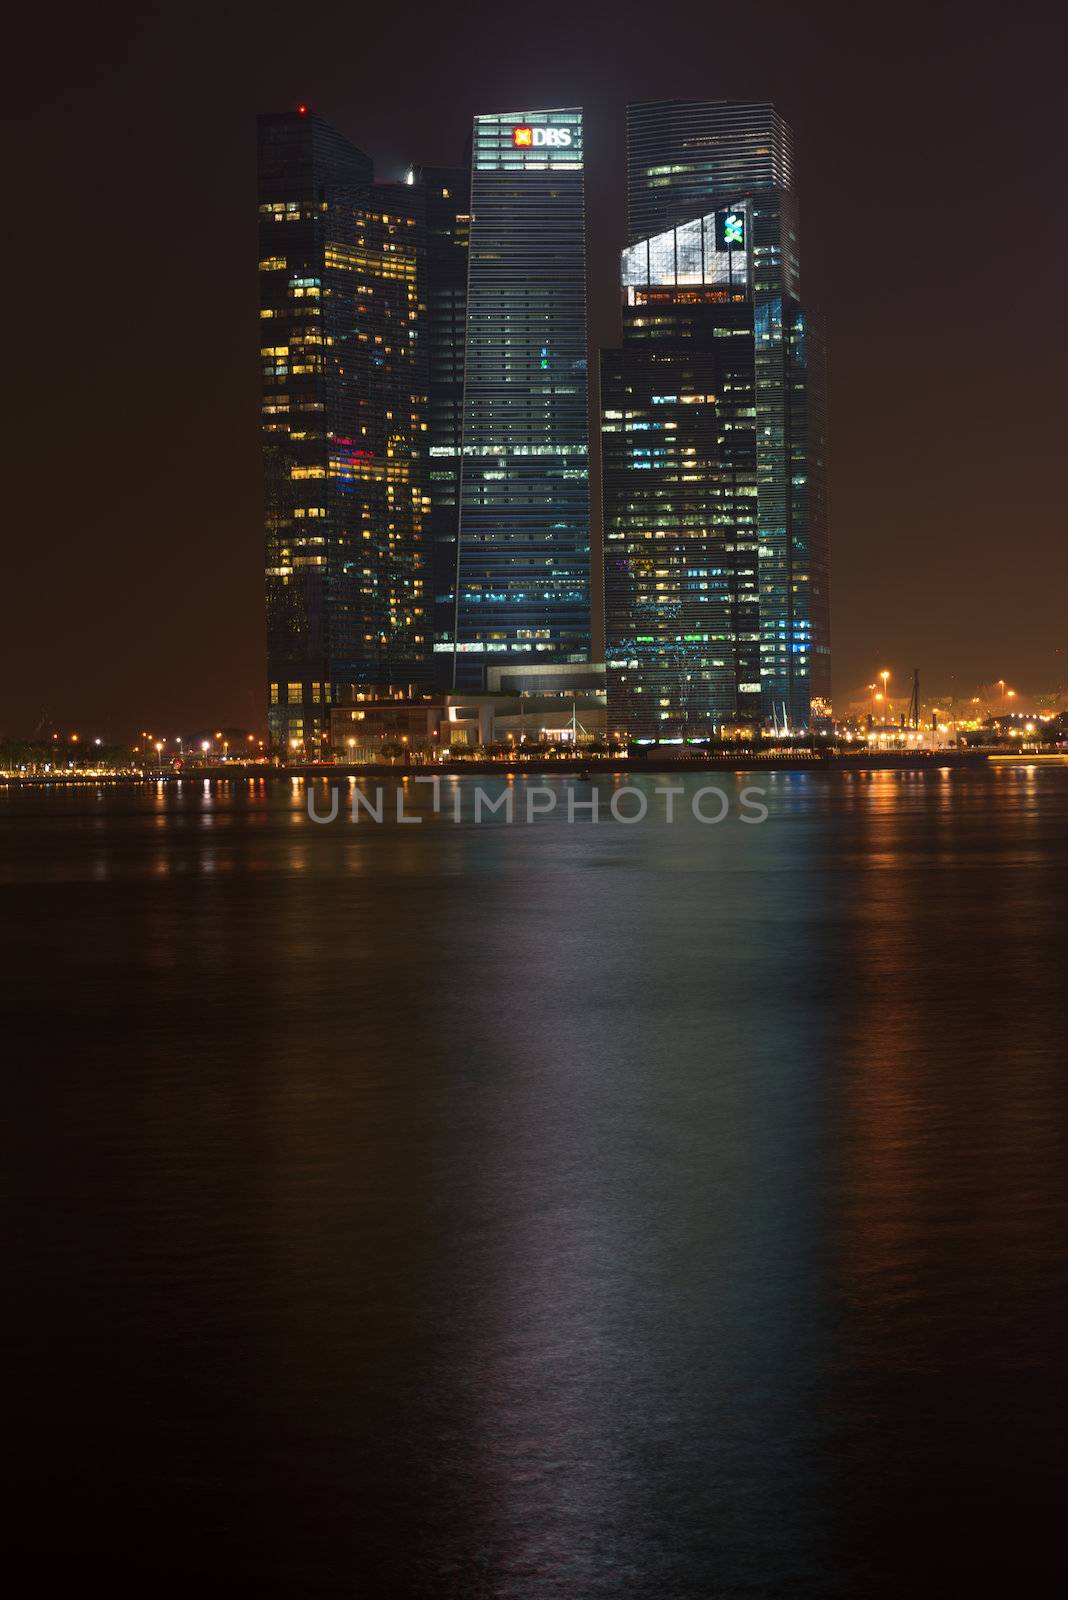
7 750 1065 787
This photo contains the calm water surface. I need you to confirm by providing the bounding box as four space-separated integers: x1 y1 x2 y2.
3 770 1066 1596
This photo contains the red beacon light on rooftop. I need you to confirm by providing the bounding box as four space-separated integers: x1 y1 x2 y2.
297 104 308 115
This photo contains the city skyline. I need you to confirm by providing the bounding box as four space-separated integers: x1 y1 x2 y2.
6 12 1065 1590
260 97 828 747
5 2 1066 737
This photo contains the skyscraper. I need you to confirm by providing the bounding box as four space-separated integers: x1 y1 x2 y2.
407 165 470 691
602 101 829 733
258 110 430 754
626 99 796 262
602 207 760 736
453 109 591 692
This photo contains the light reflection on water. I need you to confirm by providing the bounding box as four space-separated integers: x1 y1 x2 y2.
2 771 1066 1596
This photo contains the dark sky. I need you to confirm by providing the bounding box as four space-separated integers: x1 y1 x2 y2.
5 1 1066 737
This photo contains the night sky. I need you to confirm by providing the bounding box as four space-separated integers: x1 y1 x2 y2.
6 1 1065 737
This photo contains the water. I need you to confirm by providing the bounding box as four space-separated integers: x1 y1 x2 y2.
3 769 1066 1595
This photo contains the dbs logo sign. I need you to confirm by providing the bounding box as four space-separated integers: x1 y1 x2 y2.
512 126 573 148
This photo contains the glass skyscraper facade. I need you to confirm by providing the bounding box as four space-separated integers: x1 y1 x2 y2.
408 166 470 691
453 109 591 692
602 101 829 733
627 100 796 266
258 110 430 753
603 207 761 735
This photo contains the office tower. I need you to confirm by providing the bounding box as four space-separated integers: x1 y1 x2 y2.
626 99 796 258
407 165 470 691
453 109 591 692
258 109 430 754
603 207 762 735
602 101 828 733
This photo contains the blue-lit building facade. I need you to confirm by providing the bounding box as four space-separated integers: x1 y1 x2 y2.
604 101 830 733
453 109 591 692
